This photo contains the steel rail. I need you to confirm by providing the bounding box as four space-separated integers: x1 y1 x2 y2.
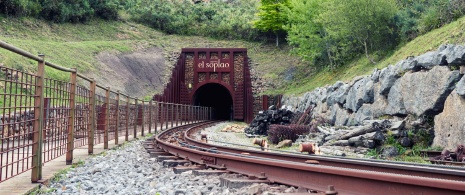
155 122 465 194
184 126 465 181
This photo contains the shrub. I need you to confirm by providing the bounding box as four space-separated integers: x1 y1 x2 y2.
267 124 311 144
0 0 119 23
126 0 262 41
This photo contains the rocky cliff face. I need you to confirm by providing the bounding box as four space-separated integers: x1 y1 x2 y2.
282 44 465 150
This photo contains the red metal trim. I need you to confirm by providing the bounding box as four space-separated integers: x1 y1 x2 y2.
156 123 465 195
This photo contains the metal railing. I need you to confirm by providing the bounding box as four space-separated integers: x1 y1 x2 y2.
0 40 211 183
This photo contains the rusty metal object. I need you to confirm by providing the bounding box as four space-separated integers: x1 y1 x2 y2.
184 127 465 181
252 138 267 147
430 145 465 165
201 133 208 143
299 143 320 155
154 121 465 194
157 123 465 194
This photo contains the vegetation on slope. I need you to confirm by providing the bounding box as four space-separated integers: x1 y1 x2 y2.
0 16 302 98
2 0 465 97
278 15 465 95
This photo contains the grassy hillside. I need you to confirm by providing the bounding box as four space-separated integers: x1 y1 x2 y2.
2 14 464 98
278 16 465 95
0 16 302 98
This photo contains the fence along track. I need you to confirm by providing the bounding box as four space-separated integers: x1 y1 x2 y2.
0 40 211 183
154 122 465 194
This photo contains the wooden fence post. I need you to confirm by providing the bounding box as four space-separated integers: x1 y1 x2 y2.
125 96 129 141
160 102 163 131
31 54 45 182
115 91 120 145
154 101 158 134
165 103 169 129
66 68 77 165
141 100 145 137
133 98 138 139
104 87 110 149
171 103 174 127
149 100 153 134
88 78 96 154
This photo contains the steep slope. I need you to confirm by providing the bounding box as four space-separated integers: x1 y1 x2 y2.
0 17 302 99
282 16 465 95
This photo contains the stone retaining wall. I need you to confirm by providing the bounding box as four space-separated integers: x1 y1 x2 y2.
282 44 465 150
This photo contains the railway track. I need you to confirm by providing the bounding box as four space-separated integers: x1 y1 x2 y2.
148 121 465 194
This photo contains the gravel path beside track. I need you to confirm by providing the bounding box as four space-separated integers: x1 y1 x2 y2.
39 129 297 195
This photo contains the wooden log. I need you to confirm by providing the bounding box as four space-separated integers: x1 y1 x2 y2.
326 140 349 146
338 125 374 140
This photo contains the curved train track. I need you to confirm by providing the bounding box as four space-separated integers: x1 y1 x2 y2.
151 121 465 194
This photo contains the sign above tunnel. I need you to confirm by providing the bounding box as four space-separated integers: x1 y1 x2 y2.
196 58 231 72
194 54 231 72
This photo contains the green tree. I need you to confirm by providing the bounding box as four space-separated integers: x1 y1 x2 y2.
318 0 398 64
253 0 289 47
284 0 325 65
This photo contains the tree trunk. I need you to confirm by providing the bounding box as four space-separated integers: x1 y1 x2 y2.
364 40 377 64
324 31 334 68
275 33 279 47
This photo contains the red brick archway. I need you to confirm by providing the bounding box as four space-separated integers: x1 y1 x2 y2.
153 48 254 122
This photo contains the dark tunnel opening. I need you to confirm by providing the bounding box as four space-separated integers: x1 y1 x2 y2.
193 83 233 120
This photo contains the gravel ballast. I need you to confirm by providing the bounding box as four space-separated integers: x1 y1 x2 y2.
40 128 298 195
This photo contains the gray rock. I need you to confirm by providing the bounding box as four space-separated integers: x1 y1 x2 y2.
433 91 465 150
385 80 407 115
457 76 465 97
399 137 412 147
401 66 461 116
382 146 399 158
371 68 381 82
414 50 446 69
345 77 374 112
326 81 345 106
438 44 465 65
370 83 388 118
390 121 405 130
379 65 401 96
327 82 350 106
329 103 350 126
353 104 373 124
396 56 419 71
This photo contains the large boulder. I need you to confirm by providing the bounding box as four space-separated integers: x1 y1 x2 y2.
385 80 407 115
371 68 381 82
353 104 373 124
414 49 447 69
312 102 331 121
345 77 374 112
433 91 465 150
414 45 465 69
438 44 465 65
379 65 401 96
327 82 350 106
396 56 419 71
370 83 388 118
457 76 465 97
401 66 460 116
330 103 351 126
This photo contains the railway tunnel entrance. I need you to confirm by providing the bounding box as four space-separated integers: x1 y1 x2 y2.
193 83 233 120
153 48 255 123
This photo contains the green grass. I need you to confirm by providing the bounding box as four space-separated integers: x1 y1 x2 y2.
0 16 301 97
277 16 465 95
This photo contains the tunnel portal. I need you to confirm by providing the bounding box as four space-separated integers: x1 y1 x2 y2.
153 48 254 123
193 83 233 120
